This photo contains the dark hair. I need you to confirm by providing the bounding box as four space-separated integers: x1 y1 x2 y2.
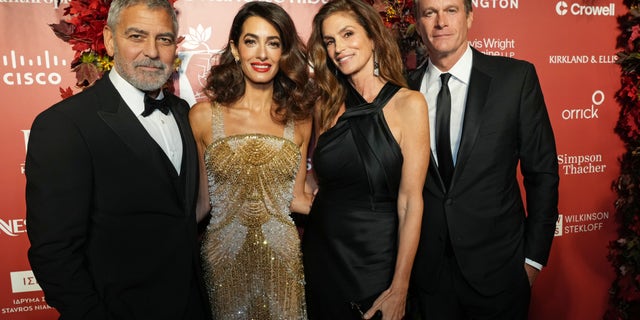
464 0 473 13
203 2 315 123
107 0 178 34
308 0 407 132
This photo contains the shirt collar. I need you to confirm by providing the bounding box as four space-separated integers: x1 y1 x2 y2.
426 44 473 86
108 68 166 115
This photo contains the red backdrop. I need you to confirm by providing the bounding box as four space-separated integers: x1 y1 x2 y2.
0 0 624 319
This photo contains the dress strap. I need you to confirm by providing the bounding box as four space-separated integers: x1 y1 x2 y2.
342 82 401 119
210 102 225 141
283 118 295 141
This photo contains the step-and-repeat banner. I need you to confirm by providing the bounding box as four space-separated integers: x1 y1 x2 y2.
0 0 625 319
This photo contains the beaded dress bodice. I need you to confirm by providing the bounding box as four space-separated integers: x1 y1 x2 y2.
201 103 307 320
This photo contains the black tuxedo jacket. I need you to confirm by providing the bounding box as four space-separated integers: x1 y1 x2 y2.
407 48 559 295
26 75 205 319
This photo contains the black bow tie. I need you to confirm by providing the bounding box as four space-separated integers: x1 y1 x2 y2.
141 93 169 117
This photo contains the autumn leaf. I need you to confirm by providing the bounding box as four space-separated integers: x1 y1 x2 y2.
59 87 74 99
73 62 101 87
49 21 75 42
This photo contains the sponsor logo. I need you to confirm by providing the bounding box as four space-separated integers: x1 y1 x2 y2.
472 0 519 9
560 90 605 120
1 290 52 314
555 1 615 16
549 55 618 64
470 37 516 57
177 24 221 106
554 214 563 236
0 0 70 8
558 153 606 175
10 271 42 293
555 211 608 236
1 50 67 86
0 218 27 237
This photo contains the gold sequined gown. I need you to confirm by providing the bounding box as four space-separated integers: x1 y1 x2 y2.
201 104 307 320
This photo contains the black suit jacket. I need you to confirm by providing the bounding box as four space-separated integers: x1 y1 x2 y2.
26 75 205 319
408 48 559 295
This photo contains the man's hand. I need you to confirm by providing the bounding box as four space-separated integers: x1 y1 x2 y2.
524 263 540 287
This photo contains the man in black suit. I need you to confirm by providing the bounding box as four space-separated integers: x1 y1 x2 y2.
25 0 210 319
407 0 559 319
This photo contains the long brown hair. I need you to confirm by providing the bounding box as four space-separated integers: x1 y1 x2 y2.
203 2 315 123
308 0 407 132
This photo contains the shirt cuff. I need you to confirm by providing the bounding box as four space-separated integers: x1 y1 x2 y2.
525 258 543 270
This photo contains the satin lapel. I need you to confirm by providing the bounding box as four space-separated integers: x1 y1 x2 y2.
168 98 197 215
94 79 172 185
451 59 492 190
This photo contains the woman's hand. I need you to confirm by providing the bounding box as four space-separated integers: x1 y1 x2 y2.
363 286 407 320
290 191 314 215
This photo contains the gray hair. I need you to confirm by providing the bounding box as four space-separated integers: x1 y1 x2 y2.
106 0 178 34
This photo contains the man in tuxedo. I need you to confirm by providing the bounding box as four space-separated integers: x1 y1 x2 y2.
407 0 559 319
25 0 210 319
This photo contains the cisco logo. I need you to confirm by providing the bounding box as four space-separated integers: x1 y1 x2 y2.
555 1 615 16
2 50 67 86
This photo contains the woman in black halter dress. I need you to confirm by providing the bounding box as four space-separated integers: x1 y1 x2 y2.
303 1 430 319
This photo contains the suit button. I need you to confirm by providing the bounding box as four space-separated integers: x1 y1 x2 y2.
445 198 453 206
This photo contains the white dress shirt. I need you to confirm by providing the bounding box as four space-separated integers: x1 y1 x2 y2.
419 45 472 167
109 69 183 174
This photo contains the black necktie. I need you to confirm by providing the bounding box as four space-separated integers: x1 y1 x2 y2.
142 93 169 117
436 73 454 189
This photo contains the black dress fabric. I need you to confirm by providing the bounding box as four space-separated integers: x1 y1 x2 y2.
303 82 404 319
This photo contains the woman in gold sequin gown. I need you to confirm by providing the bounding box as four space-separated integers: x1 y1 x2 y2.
188 2 316 319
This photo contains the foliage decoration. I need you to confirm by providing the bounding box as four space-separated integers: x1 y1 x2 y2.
367 0 425 70
605 1 640 319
